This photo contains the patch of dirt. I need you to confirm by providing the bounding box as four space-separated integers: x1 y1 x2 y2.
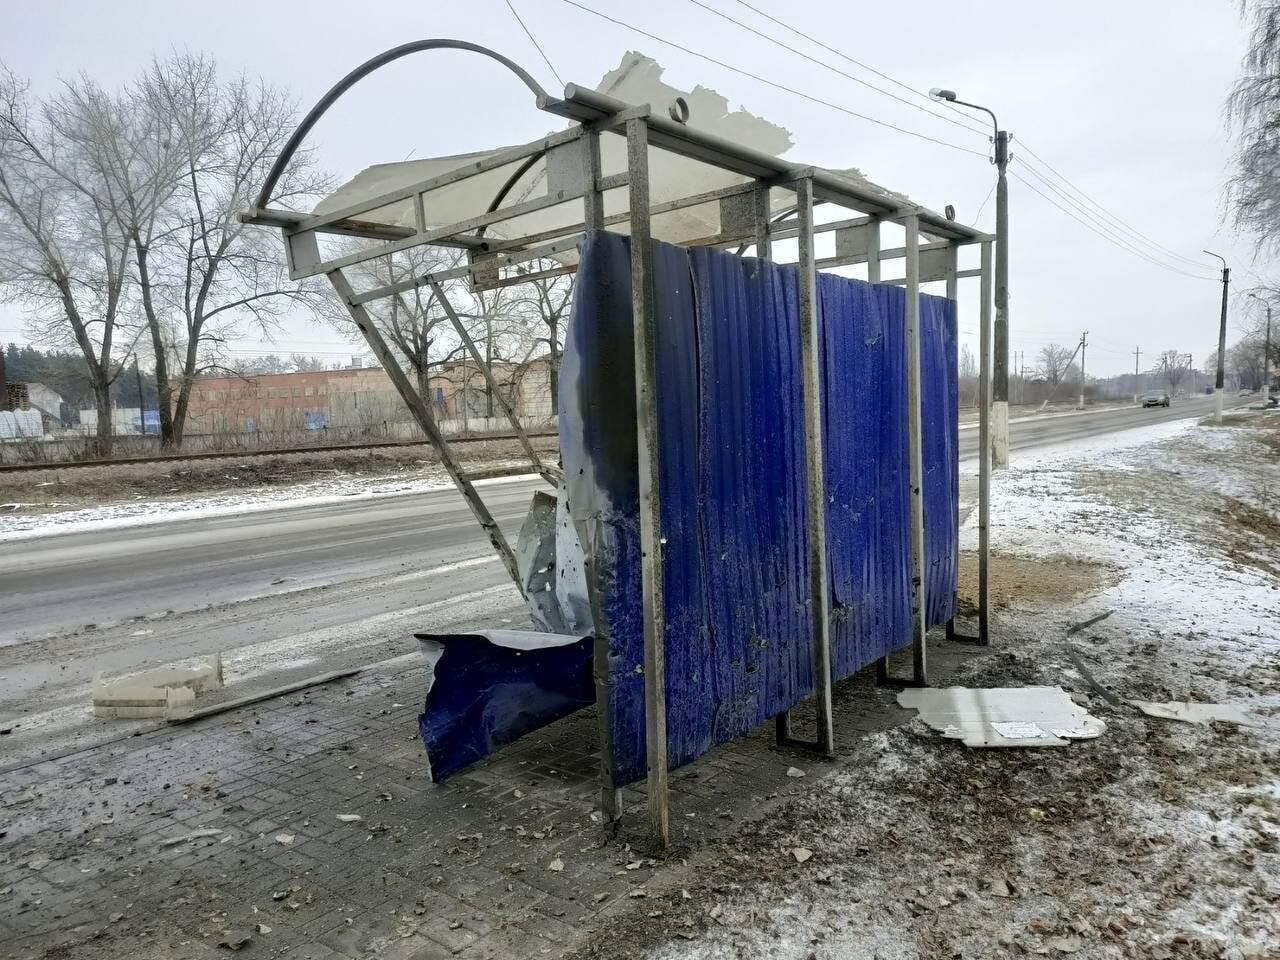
574 659 1280 959
957 551 1116 613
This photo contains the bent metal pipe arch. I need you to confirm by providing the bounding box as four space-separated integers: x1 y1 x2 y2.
253 39 551 212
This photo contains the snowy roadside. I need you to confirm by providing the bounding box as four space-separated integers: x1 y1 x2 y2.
0 466 539 542
575 413 1280 960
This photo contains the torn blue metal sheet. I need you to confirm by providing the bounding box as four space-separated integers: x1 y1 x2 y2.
415 630 593 781
561 232 960 786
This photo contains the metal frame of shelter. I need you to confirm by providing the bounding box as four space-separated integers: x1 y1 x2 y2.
241 40 995 848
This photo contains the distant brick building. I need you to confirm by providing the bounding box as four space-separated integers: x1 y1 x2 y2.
183 358 555 437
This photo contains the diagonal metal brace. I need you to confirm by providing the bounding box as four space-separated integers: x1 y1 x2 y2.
429 279 561 487
328 268 524 593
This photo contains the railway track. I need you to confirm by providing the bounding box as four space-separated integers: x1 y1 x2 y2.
0 431 559 474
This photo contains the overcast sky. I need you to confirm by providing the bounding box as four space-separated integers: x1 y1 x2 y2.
0 0 1265 377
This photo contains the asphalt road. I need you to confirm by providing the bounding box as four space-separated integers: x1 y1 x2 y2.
0 396 1225 765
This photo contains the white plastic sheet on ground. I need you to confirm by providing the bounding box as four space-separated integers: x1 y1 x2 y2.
898 686 1106 748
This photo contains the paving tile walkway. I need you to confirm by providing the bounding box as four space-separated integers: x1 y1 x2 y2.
0 635 986 960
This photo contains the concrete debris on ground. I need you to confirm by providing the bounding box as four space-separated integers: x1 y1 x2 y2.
91 655 222 720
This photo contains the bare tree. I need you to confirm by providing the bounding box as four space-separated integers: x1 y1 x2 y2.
142 56 329 448
1037 343 1075 385
958 343 978 407
1155 349 1190 393
503 260 573 414
1229 2 1280 251
39 63 193 448
0 66 141 455
334 244 474 402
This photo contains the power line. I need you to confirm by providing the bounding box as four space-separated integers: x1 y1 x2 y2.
560 0 989 158
1014 142 1206 269
505 0 565 88
687 0 990 141
722 0 1219 283
1014 161 1214 279
972 180 996 227
727 0 991 138
1010 170 1216 282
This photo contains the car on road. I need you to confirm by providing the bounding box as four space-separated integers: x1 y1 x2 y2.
1142 390 1170 408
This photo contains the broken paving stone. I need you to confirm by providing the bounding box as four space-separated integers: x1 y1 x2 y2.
274 834 294 845
791 848 813 864
786 767 806 778
158 828 222 847
987 875 1015 898
1046 936 1083 953
218 931 253 951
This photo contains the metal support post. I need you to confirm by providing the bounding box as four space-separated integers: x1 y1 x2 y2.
944 243 960 644
327 269 523 589
864 218 882 284
754 182 771 260
904 213 928 685
867 216 892 685
796 177 835 756
580 128 623 828
978 241 993 645
755 180 797 746
626 118 670 849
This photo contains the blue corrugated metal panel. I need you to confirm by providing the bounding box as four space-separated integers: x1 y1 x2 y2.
820 278 912 677
684 248 813 763
920 293 959 627
561 231 959 786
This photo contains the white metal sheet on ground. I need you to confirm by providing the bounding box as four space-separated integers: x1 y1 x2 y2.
898 686 1105 748
1129 700 1262 727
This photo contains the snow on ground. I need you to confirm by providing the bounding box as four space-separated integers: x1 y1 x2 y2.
577 411 1280 960
0 470 538 542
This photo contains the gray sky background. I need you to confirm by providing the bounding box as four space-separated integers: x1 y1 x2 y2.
0 0 1266 378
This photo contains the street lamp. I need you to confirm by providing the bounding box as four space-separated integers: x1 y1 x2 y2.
1205 250 1230 423
1248 291 1272 402
932 87 1011 468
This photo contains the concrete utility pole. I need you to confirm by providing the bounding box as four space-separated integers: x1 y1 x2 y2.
1133 346 1141 403
1205 250 1230 423
1249 292 1272 399
931 87 1010 467
1078 331 1088 409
